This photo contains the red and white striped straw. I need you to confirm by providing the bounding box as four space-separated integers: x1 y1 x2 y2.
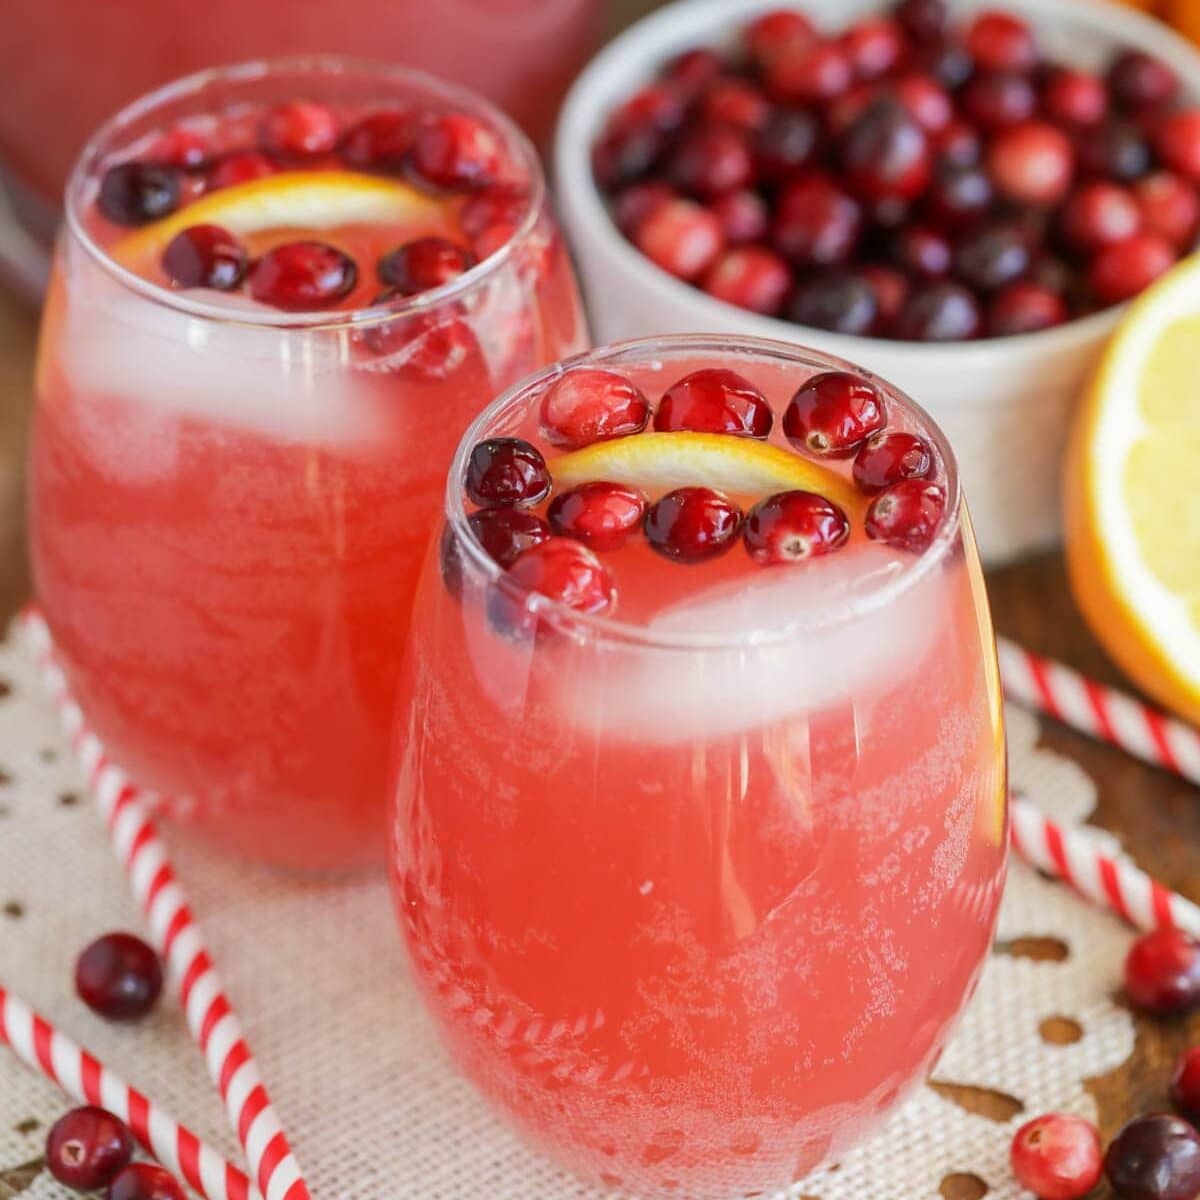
998 637 1200 787
0 981 260 1200
21 611 311 1200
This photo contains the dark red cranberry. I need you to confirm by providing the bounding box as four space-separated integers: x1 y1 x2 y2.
709 188 769 243
772 175 861 268
1061 181 1142 250
247 241 357 310
635 198 724 280
1104 1114 1200 1200
784 371 885 457
866 479 946 551
105 1162 186 1200
892 224 952 278
859 263 909 329
76 933 162 1021
843 17 905 81
548 481 647 551
1029 254 1073 294
655 368 772 438
989 120 1075 206
744 490 850 564
666 125 755 198
753 108 821 180
1077 120 1152 182
1124 927 1200 1014
339 110 416 172
702 246 792 315
469 507 551 570
853 431 933 493
466 438 550 508
258 101 338 159
1108 50 1179 112
701 79 771 132
1090 232 1176 304
1010 1114 1103 1200
161 224 247 290
893 282 982 341
790 271 880 336
988 282 1067 336
962 72 1038 131
645 487 742 562
1156 110 1200 184
377 237 474 294
1171 1047 1200 1122
745 9 816 66
767 39 854 106
612 181 676 236
954 223 1031 292
965 11 1037 74
1042 67 1109 127
911 40 974 91
46 1107 133 1190
411 112 501 190
827 82 882 141
149 127 211 170
592 122 668 192
98 161 181 226
935 120 984 169
893 0 948 41
206 151 277 190
501 538 616 624
841 99 932 203
540 369 650 448
360 306 476 380
893 73 954 135
1135 172 1200 249
663 47 725 95
925 163 992 228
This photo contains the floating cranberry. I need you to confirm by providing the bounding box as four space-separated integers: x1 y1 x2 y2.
701 79 771 132
753 108 821 181
46 1107 133 1190
842 99 932 203
784 371 885 457
377 237 474 294
1091 232 1176 304
469 507 551 570
1135 172 1200 249
666 125 755 198
859 263 909 329
988 282 1068 336
1105 1114 1200 1200
1172 1047 1200 1123
258 101 338 159
892 224 952 278
709 188 770 244
766 39 854 106
663 47 725 96
965 11 1037 74
866 479 946 551
149 127 211 170
893 282 982 341
954 222 1031 292
989 120 1075 206
1010 1114 1103 1200
613 181 676 236
466 438 550 508
853 431 933 493
656 368 772 439
962 71 1038 130
893 0 948 41
645 487 742 562
702 246 792 315
745 9 815 66
843 17 905 81
460 184 529 240
105 1162 186 1200
248 241 356 310
744 491 850 565
206 151 278 190
1042 67 1109 127
1108 50 1179 112
773 175 862 268
98 161 180 226
76 933 162 1021
540 369 650 449
549 481 647 552
339 110 415 172
502 538 616 624
925 163 993 228
935 120 984 169
893 73 954 135
635 197 724 280
361 306 476 380
790 271 880 336
411 112 501 190
1061 181 1142 250
1156 111 1200 184
1078 119 1152 182
1124 927 1200 1014
161 224 247 290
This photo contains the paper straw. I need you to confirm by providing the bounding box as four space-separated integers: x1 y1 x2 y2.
998 637 1200 787
0 981 260 1200
21 611 311 1200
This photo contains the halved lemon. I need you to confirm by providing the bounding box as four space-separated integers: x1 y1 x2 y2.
1064 253 1200 723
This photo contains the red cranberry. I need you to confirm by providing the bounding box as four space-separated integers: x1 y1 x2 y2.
753 108 821 180
893 0 948 41
841 99 932 203
98 162 180 226
1091 232 1176 304
1104 1114 1200 1200
766 39 854 106
843 17 905 81
935 120 984 169
859 263 909 328
954 222 1031 292
46 1107 133 1190
378 237 473 294
460 184 529 240
893 282 982 341
540 369 650 449
912 40 974 91
645 487 743 562
339 110 415 172
709 188 769 243
988 282 1068 336
635 198 724 280
613 181 676 236
149 127 211 170
962 72 1038 131
702 246 792 315
925 163 992 228
656 368 773 438
1078 120 1152 182
892 224 952 278
466 438 550 508
744 490 850 564
893 74 954 135
1156 111 1200 184
360 306 476 380
206 151 277 190
1042 67 1109 127
666 125 755 198
790 270 880 336
866 479 946 551
853 431 933 493
105 1162 186 1200
1010 1114 1103 1200
702 79 771 132
989 121 1075 206
1108 50 1179 112
965 11 1037 74
1030 253 1074 295
411 113 501 190
610 84 687 138
663 47 725 96
468 507 551 570
745 9 815 66
773 175 862 267
592 127 655 194
784 371 885 457
76 933 162 1021
1171 1047 1200 1122
1124 927 1200 1014
827 82 882 141
258 101 338 160
500 538 616 623
161 224 247 290
1135 172 1200 249
1061 181 1142 250
248 241 356 310
548 481 647 551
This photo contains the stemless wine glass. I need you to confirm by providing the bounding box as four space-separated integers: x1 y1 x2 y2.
28 57 587 873
389 335 1008 1199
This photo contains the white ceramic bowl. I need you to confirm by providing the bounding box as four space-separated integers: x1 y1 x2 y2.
555 0 1200 564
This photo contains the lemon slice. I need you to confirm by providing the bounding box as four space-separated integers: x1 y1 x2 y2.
111 171 443 269
553 431 861 514
1064 253 1200 723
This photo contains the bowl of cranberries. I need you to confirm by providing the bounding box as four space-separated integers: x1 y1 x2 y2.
555 0 1200 564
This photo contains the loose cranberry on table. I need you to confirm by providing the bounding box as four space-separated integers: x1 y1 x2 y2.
743 490 850 564
105 1162 187 1200
548 481 647 552
46 1106 134 1190
540 368 650 449
866 479 947 552
247 241 357 310
76 933 163 1021
258 101 339 160
1104 1114 1200 1200
645 486 743 562
1124 927 1200 1014
161 224 248 291
784 371 885 457
655 368 773 438
1010 1113 1103 1200
465 438 550 508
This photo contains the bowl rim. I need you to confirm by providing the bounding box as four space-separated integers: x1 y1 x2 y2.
554 0 1200 365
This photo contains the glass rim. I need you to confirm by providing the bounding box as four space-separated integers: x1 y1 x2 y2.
62 54 547 331
445 333 966 652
